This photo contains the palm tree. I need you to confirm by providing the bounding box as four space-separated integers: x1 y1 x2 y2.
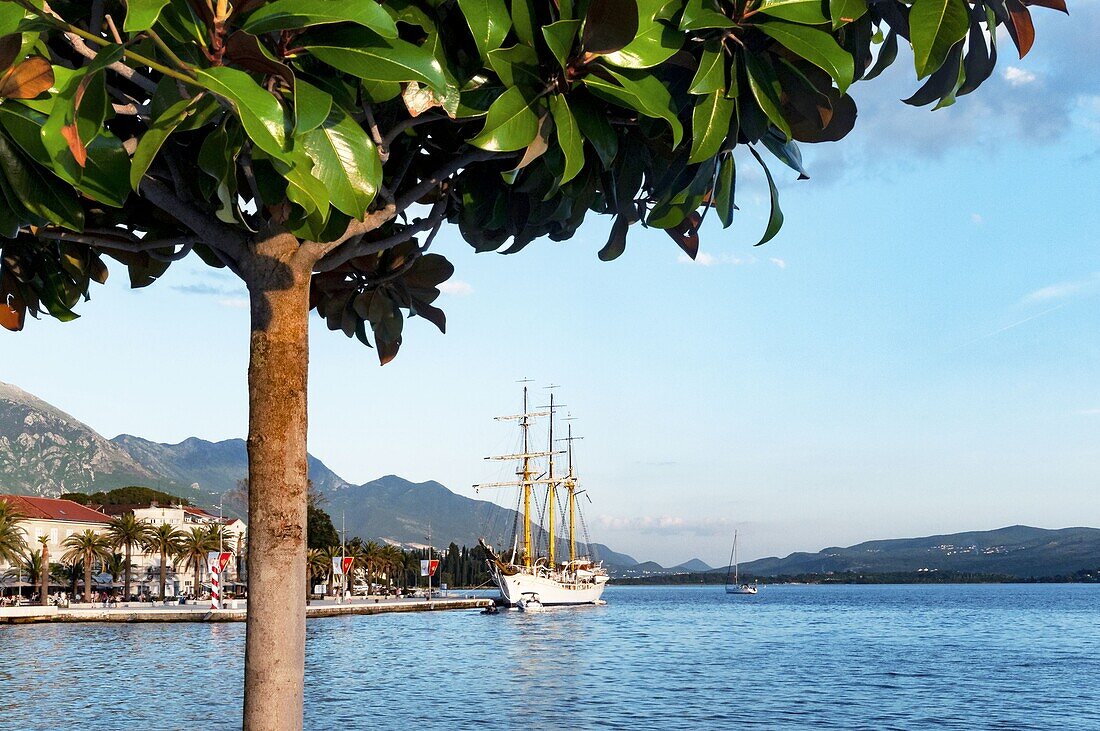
61 530 113 602
306 549 328 604
143 524 183 599
106 513 153 601
360 541 381 594
0 499 26 567
384 546 407 591
37 535 50 605
322 545 343 596
178 527 216 600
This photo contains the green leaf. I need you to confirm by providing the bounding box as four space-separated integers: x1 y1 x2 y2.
756 21 855 94
688 90 735 163
549 95 584 184
909 0 969 79
487 44 542 89
124 0 171 32
829 0 868 28
598 214 630 260
749 146 783 245
680 0 736 30
457 0 512 61
242 0 398 38
743 52 791 140
582 0 639 55
603 19 681 69
755 0 829 24
0 131 83 231
303 28 449 97
294 78 333 134
193 67 291 162
298 105 381 219
469 87 538 152
571 96 618 169
584 66 683 147
689 39 726 95
511 0 538 45
130 95 203 191
542 20 582 70
714 153 736 228
864 29 898 80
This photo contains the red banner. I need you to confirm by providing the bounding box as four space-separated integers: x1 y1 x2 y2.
217 551 232 573
341 557 354 575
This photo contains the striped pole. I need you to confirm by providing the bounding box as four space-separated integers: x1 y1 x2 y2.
209 557 220 610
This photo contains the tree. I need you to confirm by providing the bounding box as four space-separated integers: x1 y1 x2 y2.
0 0 1062 726
37 536 49 605
306 547 328 602
178 526 216 600
0 499 26 567
144 523 184 599
307 500 340 550
61 529 113 602
106 513 154 600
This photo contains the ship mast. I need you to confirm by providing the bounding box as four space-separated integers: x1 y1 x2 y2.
557 419 583 564
521 386 532 567
542 386 561 568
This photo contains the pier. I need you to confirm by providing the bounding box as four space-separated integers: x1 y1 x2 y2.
0 596 492 624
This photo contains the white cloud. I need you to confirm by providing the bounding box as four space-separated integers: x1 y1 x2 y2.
769 257 787 269
678 252 717 266
677 253 760 267
1003 66 1037 87
1022 272 1100 303
1077 408 1100 415
438 280 474 296
971 213 984 224
217 297 249 309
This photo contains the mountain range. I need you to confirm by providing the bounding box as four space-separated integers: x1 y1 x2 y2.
0 380 709 574
730 525 1100 579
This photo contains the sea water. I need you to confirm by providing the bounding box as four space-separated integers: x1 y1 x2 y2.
1 584 1098 729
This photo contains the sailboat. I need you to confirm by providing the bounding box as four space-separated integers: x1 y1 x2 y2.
476 385 609 607
725 530 758 595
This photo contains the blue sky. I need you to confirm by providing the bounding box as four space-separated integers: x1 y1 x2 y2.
3 7 1098 567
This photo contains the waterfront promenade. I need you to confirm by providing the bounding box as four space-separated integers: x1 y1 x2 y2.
0 595 492 624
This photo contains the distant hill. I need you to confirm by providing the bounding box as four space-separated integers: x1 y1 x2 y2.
673 558 713 572
729 526 1100 579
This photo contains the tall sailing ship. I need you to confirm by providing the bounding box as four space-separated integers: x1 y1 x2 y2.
476 386 609 607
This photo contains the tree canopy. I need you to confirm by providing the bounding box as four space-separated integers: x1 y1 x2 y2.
0 0 1063 360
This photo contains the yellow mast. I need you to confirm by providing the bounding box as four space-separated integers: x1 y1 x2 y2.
521 386 532 568
546 391 555 567
567 423 576 563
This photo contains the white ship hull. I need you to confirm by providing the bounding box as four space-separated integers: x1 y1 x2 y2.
493 567 608 606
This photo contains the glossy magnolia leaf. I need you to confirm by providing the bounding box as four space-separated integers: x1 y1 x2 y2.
0 56 52 100
864 30 898 81
298 105 381 219
598 213 631 260
303 28 449 97
829 0 868 28
123 0 171 32
714 153 736 228
130 96 204 191
584 66 683 147
582 0 640 55
755 0 829 25
0 132 83 231
549 95 584 184
688 90 735 163
487 44 542 89
194 67 292 162
762 130 809 178
909 0 970 79
571 97 618 169
903 40 964 106
603 0 682 69
756 21 855 94
1004 0 1035 58
457 0 512 61
542 20 581 70
680 0 736 30
511 0 537 45
294 78 333 134
958 11 996 95
744 52 792 140
41 48 121 170
749 146 783 246
470 87 539 152
665 211 701 259
242 0 398 38
689 40 726 95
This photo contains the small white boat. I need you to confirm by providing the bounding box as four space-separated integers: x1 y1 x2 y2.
516 593 545 612
725 530 759 595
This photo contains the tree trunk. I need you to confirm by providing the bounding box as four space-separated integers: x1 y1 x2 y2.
124 542 131 600
160 549 167 599
242 240 312 731
84 550 92 603
194 561 201 602
40 545 49 606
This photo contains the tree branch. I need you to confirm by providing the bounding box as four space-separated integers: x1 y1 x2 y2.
62 32 158 95
34 229 197 258
313 196 448 273
382 113 443 150
139 178 248 265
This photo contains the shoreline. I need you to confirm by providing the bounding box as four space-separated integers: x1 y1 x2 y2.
0 596 492 625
